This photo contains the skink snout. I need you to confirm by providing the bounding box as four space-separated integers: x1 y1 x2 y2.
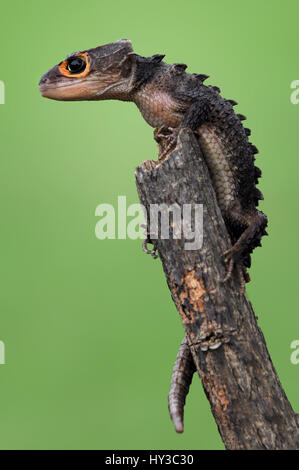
39 73 53 98
39 74 50 87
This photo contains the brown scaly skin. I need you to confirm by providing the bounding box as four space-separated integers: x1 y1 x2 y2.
39 39 268 433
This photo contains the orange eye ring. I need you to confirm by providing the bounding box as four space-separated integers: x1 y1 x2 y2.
58 52 90 78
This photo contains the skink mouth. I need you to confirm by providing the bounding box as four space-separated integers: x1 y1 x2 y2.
39 83 51 97
39 82 81 91
39 75 55 97
39 82 59 98
39 85 52 98
39 76 98 101
40 76 80 87
39 77 87 99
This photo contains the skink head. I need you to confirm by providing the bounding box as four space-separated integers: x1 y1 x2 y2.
39 39 136 101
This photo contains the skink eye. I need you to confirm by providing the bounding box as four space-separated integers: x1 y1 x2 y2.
67 57 86 74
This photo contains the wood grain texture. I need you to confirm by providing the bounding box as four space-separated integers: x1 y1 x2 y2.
135 128 299 450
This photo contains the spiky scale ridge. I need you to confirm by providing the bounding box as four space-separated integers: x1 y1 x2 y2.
250 144 259 154
254 166 262 183
227 99 238 106
150 54 165 63
173 63 188 71
253 187 264 203
195 73 209 82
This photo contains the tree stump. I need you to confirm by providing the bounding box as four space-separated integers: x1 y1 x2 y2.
135 128 299 450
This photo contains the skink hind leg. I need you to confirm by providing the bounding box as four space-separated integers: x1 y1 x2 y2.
140 224 158 259
222 250 250 295
154 126 180 162
168 337 196 433
222 208 267 294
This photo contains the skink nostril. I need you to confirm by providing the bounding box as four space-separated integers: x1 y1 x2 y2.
39 76 49 86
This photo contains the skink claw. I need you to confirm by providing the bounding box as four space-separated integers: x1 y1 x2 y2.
140 223 158 259
142 239 158 259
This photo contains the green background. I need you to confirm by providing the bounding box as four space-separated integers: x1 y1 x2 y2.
0 0 298 450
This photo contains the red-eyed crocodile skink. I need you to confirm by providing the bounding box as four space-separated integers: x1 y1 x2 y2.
39 39 268 434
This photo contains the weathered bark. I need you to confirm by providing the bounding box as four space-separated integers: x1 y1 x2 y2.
135 129 299 450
